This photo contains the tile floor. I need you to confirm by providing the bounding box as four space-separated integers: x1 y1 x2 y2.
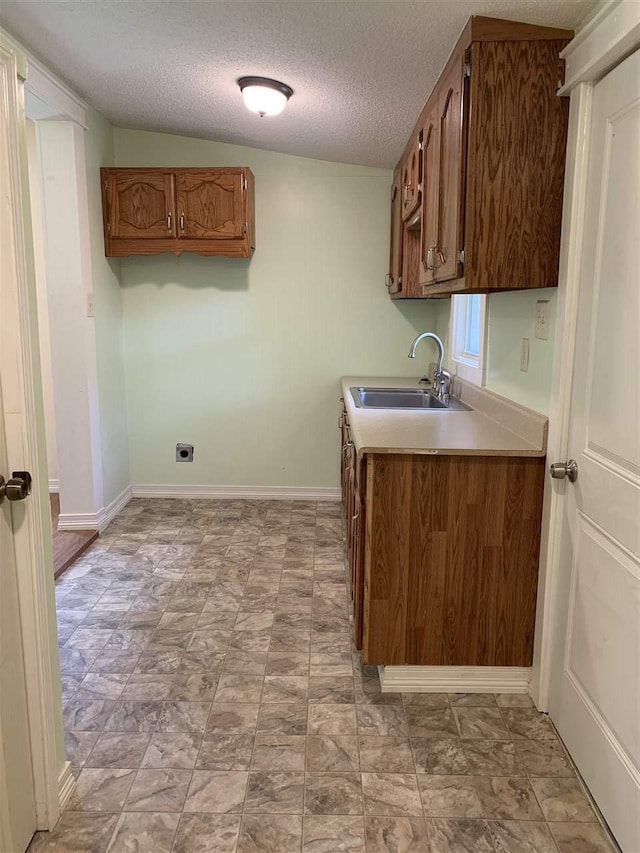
29 498 617 852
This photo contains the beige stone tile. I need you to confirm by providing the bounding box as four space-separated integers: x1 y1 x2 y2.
252 734 306 771
454 707 509 740
550 821 617 852
358 737 415 773
68 768 136 811
124 768 191 811
361 773 424 817
183 770 248 813
302 815 366 851
141 732 202 769
306 735 360 771
531 777 597 822
245 771 305 814
304 772 363 815
172 813 240 853
237 814 303 853
489 819 558 853
308 703 357 735
365 816 430 853
427 818 494 852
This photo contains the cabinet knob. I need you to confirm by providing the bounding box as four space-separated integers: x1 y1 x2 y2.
167 212 172 233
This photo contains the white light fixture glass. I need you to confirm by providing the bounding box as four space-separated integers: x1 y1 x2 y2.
238 76 293 117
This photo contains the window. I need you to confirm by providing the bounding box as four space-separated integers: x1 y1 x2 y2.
450 293 487 385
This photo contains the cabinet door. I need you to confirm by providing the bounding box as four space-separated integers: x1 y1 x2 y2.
401 131 422 220
177 170 245 239
436 55 466 282
419 100 440 286
387 176 404 295
108 170 175 239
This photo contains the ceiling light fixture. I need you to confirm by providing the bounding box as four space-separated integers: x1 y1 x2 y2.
237 76 293 117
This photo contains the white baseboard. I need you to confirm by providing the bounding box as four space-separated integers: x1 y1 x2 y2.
57 486 132 533
96 485 132 531
131 484 341 501
56 511 99 531
379 665 532 693
48 479 59 493
58 761 75 812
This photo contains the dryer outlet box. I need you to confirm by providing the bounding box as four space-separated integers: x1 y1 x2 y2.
176 444 194 462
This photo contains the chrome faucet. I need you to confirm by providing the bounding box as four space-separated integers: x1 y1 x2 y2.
408 332 452 404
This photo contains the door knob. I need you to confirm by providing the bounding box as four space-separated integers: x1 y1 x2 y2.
549 460 578 483
0 471 33 504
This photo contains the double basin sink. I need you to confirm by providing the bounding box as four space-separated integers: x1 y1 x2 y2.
350 386 471 411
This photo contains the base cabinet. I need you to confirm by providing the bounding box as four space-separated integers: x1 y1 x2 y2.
341 445 545 666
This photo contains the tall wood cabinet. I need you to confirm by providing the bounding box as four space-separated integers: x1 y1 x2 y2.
101 167 255 257
389 16 572 298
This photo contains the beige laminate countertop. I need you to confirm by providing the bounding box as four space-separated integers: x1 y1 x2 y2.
341 376 548 457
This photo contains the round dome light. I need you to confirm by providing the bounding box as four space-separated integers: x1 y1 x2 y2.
237 76 293 117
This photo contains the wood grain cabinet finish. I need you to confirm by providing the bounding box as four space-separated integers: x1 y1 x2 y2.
401 130 422 221
101 167 255 257
390 16 572 299
386 174 404 295
341 446 545 666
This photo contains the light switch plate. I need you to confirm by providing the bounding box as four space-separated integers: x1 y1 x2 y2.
535 300 550 340
520 338 530 372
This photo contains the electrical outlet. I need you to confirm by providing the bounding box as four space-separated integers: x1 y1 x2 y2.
535 300 550 340
520 338 530 372
176 443 194 462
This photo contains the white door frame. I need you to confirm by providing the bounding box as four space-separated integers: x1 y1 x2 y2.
3 28 108 533
531 0 640 709
0 35 71 830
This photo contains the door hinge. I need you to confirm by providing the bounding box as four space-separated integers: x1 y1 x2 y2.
458 249 465 265
463 62 471 78
241 174 247 192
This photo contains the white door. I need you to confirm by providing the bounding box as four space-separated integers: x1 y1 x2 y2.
0 381 37 853
549 49 640 852
0 40 38 853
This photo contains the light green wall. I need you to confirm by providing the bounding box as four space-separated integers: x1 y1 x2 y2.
84 108 130 505
114 128 437 488
485 289 557 414
435 289 557 414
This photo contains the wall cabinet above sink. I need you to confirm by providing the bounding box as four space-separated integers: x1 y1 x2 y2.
389 16 572 299
100 167 255 258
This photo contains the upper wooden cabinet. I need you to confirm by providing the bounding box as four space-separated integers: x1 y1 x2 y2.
401 129 422 221
386 174 404 295
390 16 572 299
101 167 255 258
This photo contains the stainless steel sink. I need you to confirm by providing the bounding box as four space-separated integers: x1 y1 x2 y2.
350 387 471 411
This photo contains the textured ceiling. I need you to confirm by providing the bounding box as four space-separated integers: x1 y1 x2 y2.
1 0 598 167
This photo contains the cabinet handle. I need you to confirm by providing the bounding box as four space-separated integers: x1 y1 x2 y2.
438 250 447 266
167 212 172 233
385 273 393 291
180 213 185 231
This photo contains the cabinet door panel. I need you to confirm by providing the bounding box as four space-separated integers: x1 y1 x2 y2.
109 170 175 239
401 132 422 221
419 102 439 286
178 171 245 239
388 176 403 295
436 56 466 282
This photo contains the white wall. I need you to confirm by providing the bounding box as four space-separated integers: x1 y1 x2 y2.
114 128 438 489
84 108 129 507
25 119 58 486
